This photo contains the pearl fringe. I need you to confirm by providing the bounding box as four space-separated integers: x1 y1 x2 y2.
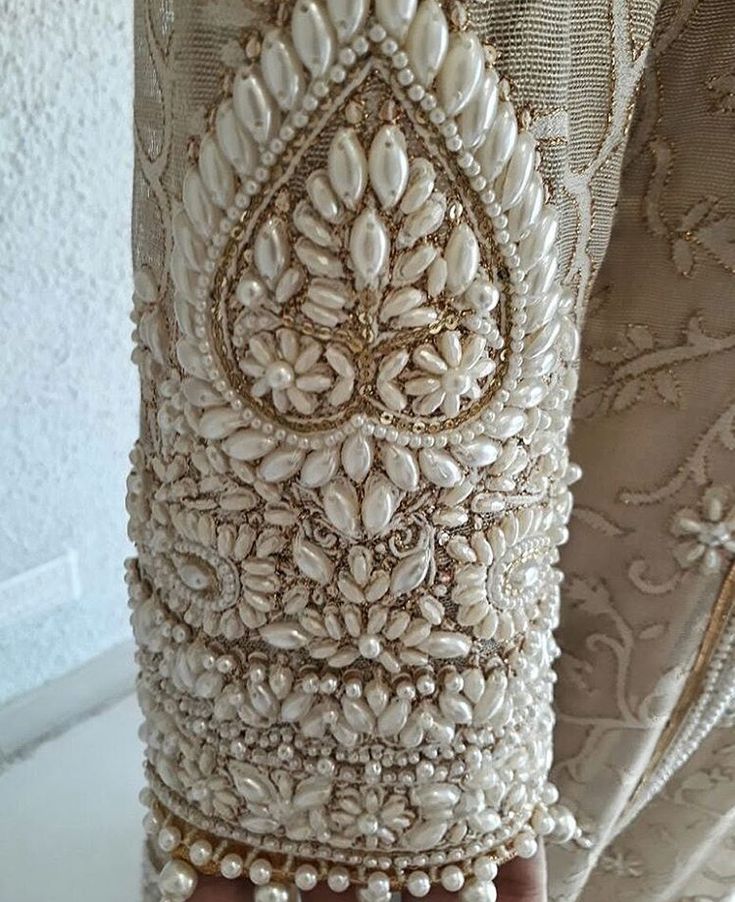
148 793 578 901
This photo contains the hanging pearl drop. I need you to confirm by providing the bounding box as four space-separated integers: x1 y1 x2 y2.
158 860 199 900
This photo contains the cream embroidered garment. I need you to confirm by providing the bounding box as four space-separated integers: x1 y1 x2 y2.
128 2 735 901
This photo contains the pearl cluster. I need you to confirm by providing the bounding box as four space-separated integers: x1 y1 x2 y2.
148 790 578 902
131 3 583 902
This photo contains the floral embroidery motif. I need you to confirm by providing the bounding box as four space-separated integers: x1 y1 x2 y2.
672 486 735 574
130 0 582 894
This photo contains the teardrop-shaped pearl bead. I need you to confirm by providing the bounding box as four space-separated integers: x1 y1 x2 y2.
406 0 448 87
477 99 517 180
438 32 484 115
215 100 256 175
233 68 279 145
254 217 290 285
507 171 544 240
328 128 368 210
261 29 305 111
350 209 390 287
182 169 217 237
198 134 235 209
519 206 558 270
499 130 536 210
369 125 409 209
376 0 417 41
292 0 336 78
327 0 368 40
445 222 480 295
459 69 499 150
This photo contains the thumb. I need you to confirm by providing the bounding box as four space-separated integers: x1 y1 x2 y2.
495 843 547 902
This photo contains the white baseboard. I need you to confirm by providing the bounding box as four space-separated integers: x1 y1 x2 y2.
0 551 82 629
0 640 137 769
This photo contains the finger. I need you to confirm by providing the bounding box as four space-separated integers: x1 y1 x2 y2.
190 875 249 901
495 844 547 902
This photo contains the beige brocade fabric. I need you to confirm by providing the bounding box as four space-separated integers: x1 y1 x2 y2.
131 1 735 899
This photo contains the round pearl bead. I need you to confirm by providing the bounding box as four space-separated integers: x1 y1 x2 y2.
551 805 577 843
250 859 273 885
473 856 498 881
514 832 538 859
157 826 181 853
440 865 465 892
531 809 555 836
294 864 318 891
220 853 244 879
254 883 291 902
406 871 431 897
368 872 390 897
460 878 497 902
158 860 198 900
188 839 212 867
327 866 350 892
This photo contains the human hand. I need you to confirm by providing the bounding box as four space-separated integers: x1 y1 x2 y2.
188 844 546 902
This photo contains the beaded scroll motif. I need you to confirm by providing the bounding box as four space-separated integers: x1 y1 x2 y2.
130 1 580 897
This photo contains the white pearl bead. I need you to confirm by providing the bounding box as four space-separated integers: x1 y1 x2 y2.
473 856 498 881
220 853 244 879
440 865 465 892
158 860 198 900
295 864 318 891
406 870 431 897
460 877 497 902
254 883 291 902
250 859 273 885
368 872 390 897
531 809 555 836
327 866 350 892
551 804 577 843
157 826 181 852
143 811 160 836
189 839 213 867
514 831 538 859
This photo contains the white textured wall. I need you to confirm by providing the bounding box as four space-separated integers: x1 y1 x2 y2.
0 2 136 703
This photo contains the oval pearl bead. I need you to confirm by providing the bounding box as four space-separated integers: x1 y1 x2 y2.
327 0 368 41
291 0 336 78
406 0 448 87
328 128 368 210
350 209 390 286
438 32 484 115
159 860 199 900
369 125 409 209
233 69 279 145
460 69 499 149
376 0 417 41
261 29 305 111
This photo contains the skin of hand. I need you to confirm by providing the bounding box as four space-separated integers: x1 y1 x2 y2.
188 845 547 902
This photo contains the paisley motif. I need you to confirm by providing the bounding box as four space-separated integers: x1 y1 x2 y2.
129 3 581 900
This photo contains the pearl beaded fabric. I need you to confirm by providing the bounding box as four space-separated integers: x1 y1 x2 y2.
128 2 581 901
